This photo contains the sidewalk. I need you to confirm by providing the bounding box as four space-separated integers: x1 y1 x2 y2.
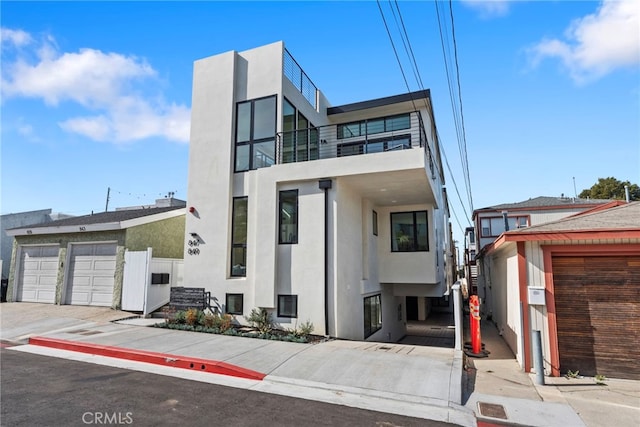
464 317 639 427
2 303 639 426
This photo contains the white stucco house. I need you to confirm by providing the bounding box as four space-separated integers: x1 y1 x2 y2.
183 41 453 341
477 201 640 380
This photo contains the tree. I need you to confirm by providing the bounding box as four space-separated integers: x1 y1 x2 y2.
579 177 640 201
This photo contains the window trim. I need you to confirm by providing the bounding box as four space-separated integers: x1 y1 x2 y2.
390 210 429 252
364 294 382 338
277 294 298 318
279 189 299 244
234 95 277 172
225 293 244 315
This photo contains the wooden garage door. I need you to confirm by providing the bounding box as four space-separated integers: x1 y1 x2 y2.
553 255 640 380
67 243 117 307
18 245 59 303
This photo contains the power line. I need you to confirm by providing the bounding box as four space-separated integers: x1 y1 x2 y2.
378 0 472 233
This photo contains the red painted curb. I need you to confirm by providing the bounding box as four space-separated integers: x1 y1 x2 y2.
28 336 266 381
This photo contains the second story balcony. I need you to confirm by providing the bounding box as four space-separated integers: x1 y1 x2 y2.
273 111 436 178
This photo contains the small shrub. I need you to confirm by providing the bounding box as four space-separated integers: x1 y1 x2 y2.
594 374 607 385
185 308 202 326
246 308 273 334
565 370 580 379
173 310 187 325
298 320 314 337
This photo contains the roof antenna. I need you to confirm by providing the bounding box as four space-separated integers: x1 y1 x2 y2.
105 187 111 212
572 177 577 199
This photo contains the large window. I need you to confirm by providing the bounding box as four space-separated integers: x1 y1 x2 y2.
337 113 411 139
235 96 276 172
226 293 244 315
282 98 318 163
231 197 247 277
279 190 298 244
278 294 298 318
391 211 428 252
364 294 382 338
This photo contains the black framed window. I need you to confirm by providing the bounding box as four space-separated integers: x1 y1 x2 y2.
279 190 298 244
372 210 378 236
337 135 411 157
391 210 428 252
364 294 382 338
226 293 244 315
278 294 298 318
231 197 247 277
337 113 411 139
282 98 318 164
235 95 276 172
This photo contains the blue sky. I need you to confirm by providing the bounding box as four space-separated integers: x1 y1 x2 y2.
2 0 639 246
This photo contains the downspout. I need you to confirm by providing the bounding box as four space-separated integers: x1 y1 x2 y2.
318 179 333 336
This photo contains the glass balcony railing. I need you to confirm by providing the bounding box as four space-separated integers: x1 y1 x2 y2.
275 111 436 178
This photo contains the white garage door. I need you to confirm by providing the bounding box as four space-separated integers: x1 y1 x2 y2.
67 243 117 307
18 245 59 303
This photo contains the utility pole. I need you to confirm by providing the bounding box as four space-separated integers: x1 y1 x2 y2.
105 187 111 212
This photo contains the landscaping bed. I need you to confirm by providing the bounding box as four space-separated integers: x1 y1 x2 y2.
151 307 327 344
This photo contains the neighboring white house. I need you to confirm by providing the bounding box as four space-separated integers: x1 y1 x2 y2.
183 41 452 341
476 201 640 380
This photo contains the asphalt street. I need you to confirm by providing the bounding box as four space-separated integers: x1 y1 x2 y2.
0 347 459 427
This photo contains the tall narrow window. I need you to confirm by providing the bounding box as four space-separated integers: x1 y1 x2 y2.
279 190 298 244
391 211 428 252
282 98 316 163
235 96 276 172
231 197 248 277
364 294 382 338
372 210 378 236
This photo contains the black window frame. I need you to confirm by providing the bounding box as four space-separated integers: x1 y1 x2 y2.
225 293 244 315
337 134 411 157
337 113 411 140
234 95 277 172
364 294 382 338
372 210 378 236
277 294 298 318
279 189 298 244
230 196 248 277
281 97 318 164
390 210 429 252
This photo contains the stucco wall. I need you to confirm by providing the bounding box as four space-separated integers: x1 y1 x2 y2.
1 209 52 279
125 214 185 258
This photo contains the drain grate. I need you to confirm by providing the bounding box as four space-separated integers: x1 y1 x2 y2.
478 402 508 419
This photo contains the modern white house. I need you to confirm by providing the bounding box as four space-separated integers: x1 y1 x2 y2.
183 41 452 341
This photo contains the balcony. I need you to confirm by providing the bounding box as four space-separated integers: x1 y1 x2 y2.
274 111 436 178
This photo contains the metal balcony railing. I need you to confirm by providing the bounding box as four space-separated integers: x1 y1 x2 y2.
284 49 317 109
275 111 436 178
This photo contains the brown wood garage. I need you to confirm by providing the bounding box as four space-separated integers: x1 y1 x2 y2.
552 255 640 380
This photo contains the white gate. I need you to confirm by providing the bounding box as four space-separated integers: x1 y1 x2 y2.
122 248 183 315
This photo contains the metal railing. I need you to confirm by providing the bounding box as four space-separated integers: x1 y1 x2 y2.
275 111 436 178
284 49 317 109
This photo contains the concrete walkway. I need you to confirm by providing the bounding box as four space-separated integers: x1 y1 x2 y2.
2 303 638 426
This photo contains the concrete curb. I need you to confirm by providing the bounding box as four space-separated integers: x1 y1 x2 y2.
28 336 266 381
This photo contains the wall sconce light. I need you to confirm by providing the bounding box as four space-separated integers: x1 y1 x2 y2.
189 206 196 213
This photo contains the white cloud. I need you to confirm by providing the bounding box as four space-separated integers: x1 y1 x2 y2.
461 0 510 19
528 0 640 84
1 28 190 144
1 28 32 47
